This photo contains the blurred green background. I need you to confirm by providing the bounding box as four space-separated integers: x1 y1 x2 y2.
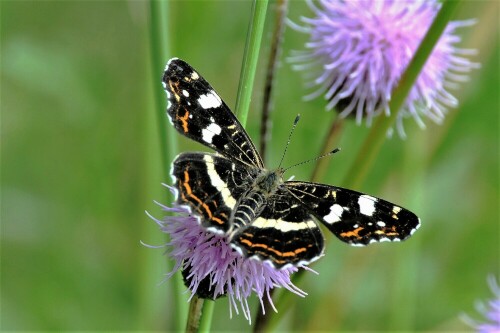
1 1 498 331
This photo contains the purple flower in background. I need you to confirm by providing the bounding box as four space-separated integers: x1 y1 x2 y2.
149 186 308 324
289 0 479 137
462 276 500 332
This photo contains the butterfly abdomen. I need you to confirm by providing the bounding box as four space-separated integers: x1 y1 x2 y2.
232 191 266 231
231 169 284 231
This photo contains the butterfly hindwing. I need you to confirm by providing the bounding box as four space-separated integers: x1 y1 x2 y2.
232 188 324 267
285 181 420 245
171 152 259 234
163 58 264 168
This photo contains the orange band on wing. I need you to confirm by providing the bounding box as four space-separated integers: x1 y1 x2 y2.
168 80 180 102
180 170 224 225
239 238 307 258
339 226 364 240
177 110 189 133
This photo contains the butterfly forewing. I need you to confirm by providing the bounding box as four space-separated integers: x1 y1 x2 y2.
163 58 264 168
285 181 420 245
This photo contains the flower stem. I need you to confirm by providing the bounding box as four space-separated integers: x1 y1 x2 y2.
341 0 462 189
259 0 289 162
185 295 205 333
234 0 269 126
198 299 214 333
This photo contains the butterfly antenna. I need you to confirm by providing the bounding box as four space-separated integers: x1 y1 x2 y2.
278 114 301 169
283 148 341 173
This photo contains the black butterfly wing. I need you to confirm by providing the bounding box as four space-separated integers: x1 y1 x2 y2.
163 58 264 168
171 152 260 234
285 181 420 245
231 188 324 268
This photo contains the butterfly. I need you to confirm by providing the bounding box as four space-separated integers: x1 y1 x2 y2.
162 58 420 269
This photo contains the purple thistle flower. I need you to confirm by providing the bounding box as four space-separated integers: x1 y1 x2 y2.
289 0 479 137
462 276 500 333
149 186 309 324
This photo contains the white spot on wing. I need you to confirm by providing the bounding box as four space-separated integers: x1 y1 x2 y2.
166 106 174 125
358 195 376 216
392 206 402 214
252 217 316 232
252 217 271 229
410 219 421 235
376 221 386 227
323 204 344 224
198 91 222 109
182 90 189 97
169 154 182 199
202 123 222 144
372 237 391 243
206 226 227 235
203 155 236 209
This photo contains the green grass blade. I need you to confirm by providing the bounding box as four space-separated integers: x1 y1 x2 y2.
234 0 269 126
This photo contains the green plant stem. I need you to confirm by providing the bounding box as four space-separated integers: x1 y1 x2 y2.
145 0 185 331
341 0 461 189
198 300 214 333
259 0 289 161
185 296 205 333
149 0 174 176
235 0 269 126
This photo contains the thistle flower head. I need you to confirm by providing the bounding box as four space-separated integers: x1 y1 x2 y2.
150 186 308 323
289 0 479 137
462 275 500 333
